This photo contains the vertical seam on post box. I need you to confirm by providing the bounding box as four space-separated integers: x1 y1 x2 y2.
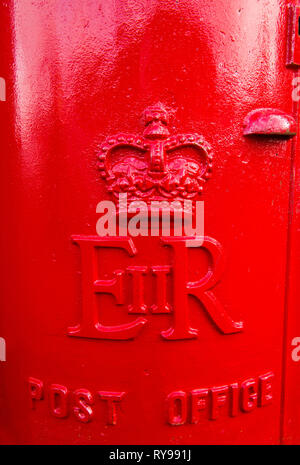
280 60 300 446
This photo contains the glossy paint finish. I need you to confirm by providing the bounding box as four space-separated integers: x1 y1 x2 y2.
0 0 299 444
287 4 300 66
243 108 296 137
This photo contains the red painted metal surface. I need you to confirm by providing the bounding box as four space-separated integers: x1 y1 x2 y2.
287 4 300 66
243 108 296 137
0 0 300 445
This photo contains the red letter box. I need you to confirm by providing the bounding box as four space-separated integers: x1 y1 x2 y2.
0 0 300 445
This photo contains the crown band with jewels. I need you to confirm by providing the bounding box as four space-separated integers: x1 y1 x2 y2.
97 104 213 201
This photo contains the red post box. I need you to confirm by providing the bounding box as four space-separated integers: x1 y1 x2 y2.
0 0 300 445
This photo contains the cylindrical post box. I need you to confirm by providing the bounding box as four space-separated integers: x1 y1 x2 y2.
0 0 300 445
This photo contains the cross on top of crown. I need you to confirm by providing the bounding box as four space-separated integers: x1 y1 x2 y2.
142 103 170 140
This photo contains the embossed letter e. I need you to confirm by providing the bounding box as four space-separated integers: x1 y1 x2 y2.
68 236 147 340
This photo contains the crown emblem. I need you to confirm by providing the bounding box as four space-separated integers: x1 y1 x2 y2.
98 104 213 201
